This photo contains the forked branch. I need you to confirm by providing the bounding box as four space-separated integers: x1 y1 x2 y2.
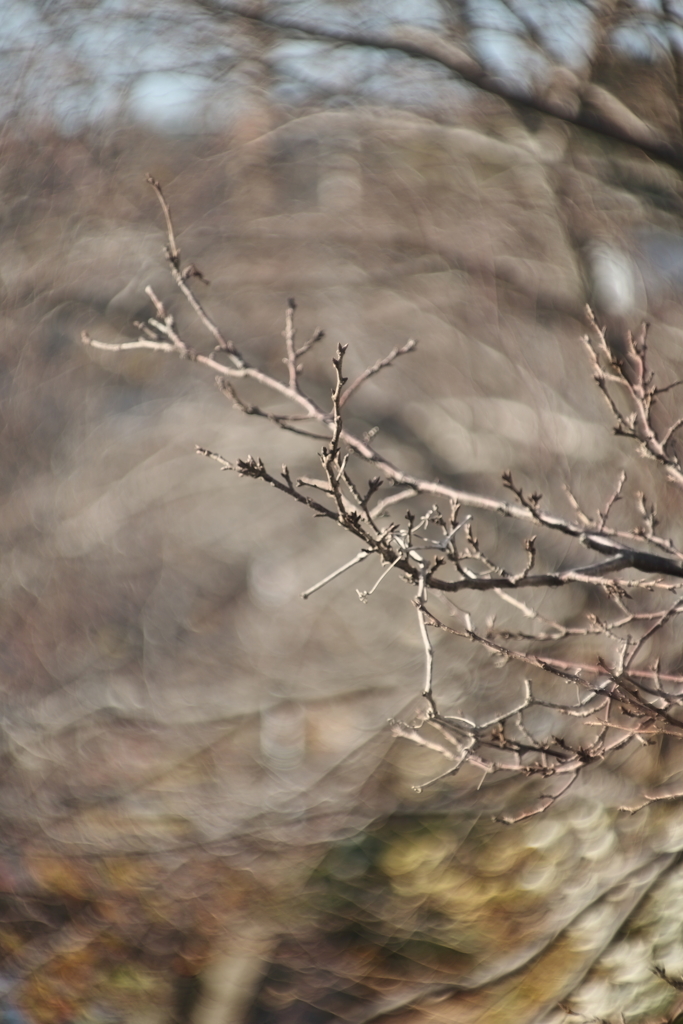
81 177 683 821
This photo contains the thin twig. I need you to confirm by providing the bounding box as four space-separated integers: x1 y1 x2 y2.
301 550 373 599
340 339 417 408
283 297 300 392
147 174 246 367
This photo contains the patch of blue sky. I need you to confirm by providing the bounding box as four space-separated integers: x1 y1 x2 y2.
1 0 52 48
0 69 30 122
270 39 386 94
504 0 597 70
0 36 92 125
371 0 445 31
470 29 552 92
66 22 171 78
667 22 683 56
277 0 444 32
611 19 671 61
69 11 234 79
273 0 370 34
362 62 472 112
272 78 324 107
0 0 242 129
128 72 216 131
269 37 469 113
51 81 125 135
630 0 663 12
91 0 144 13
465 0 527 33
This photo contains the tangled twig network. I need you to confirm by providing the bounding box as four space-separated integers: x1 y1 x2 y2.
82 177 683 824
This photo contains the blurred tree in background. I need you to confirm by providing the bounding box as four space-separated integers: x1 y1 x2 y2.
5 2 683 1022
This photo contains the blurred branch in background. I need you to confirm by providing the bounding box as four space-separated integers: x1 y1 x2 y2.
206 0 683 170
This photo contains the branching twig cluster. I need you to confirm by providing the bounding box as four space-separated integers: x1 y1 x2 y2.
82 178 683 823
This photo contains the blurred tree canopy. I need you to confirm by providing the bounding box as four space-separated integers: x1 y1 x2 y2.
5 2 683 1023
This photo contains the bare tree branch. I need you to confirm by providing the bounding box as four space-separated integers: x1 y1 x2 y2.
80 176 683 828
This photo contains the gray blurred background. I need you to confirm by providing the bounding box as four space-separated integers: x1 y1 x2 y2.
5 2 683 1021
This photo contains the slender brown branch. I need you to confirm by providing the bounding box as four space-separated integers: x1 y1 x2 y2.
195 447 357 529
340 338 417 408
146 174 179 260
301 550 373 599
82 332 174 354
296 326 325 359
585 311 683 490
217 378 328 439
283 297 299 392
147 174 246 367
415 571 435 707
